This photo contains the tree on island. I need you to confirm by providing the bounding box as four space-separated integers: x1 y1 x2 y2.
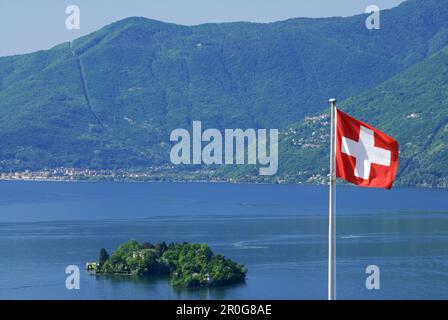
155 241 168 257
99 248 109 266
142 242 154 249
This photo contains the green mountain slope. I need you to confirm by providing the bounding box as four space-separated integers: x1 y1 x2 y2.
258 44 448 187
0 0 447 186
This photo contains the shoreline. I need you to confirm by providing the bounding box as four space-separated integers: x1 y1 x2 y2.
0 176 445 189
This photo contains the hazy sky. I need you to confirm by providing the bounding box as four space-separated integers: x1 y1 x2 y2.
0 0 406 57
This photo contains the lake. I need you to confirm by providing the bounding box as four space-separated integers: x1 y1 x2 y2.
0 181 447 299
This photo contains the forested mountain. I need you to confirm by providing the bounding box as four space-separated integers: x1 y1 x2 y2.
0 0 447 186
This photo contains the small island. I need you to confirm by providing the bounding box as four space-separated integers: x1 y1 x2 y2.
87 240 247 288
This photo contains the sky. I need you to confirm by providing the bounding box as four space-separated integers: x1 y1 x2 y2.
0 0 406 57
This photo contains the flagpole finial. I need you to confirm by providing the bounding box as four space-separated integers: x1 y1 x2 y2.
329 98 337 105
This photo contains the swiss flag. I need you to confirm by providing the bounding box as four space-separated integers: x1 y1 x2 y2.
336 109 399 189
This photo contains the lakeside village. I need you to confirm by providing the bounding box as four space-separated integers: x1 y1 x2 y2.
0 166 228 183
0 167 172 182
0 166 328 185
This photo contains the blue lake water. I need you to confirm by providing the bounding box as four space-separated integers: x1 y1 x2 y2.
0 181 447 299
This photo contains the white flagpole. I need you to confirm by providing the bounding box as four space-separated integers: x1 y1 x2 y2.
328 98 337 300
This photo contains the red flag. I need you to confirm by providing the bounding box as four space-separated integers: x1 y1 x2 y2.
336 109 399 189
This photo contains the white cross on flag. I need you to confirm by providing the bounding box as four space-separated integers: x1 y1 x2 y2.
336 109 399 189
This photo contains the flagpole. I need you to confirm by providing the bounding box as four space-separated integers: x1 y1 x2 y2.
328 98 337 300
